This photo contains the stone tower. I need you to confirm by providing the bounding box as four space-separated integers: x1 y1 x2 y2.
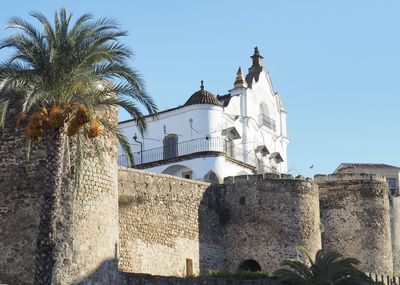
219 175 321 272
0 108 119 284
315 173 393 274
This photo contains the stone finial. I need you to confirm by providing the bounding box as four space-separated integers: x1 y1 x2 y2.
234 67 247 88
200 80 204 90
237 67 243 76
251 46 264 68
246 47 266 87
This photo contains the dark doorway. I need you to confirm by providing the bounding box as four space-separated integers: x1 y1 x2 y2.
238 259 262 272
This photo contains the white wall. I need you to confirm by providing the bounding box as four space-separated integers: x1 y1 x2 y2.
120 104 223 153
227 69 289 173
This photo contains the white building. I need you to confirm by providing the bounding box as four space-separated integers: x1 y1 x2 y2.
334 163 400 196
118 48 289 182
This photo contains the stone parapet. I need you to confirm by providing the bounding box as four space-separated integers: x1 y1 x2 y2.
315 173 386 183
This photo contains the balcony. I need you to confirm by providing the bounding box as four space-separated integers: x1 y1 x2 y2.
258 114 276 131
118 137 256 168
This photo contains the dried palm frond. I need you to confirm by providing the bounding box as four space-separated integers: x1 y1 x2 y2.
66 119 79 137
87 119 101 138
29 110 49 129
48 106 64 129
26 127 42 141
17 112 28 128
74 104 90 126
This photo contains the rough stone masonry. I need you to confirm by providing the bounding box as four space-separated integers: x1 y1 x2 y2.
0 114 397 283
118 169 394 276
0 108 119 285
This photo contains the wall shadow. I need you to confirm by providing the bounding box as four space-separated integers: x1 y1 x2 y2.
198 183 227 273
73 258 119 285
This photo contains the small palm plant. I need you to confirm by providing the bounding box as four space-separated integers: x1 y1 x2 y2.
273 246 374 285
0 8 157 284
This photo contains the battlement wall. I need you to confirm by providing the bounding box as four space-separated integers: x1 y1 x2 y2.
118 171 323 275
315 173 386 183
118 167 224 276
316 173 393 274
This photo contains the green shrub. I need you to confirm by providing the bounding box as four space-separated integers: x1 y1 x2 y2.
206 270 271 280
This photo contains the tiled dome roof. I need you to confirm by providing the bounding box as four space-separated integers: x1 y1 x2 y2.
184 81 222 107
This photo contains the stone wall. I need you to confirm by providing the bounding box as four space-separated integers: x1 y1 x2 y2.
119 170 322 276
1 111 397 283
0 109 47 284
315 173 393 274
118 272 282 285
0 108 120 284
119 167 224 277
52 109 120 284
220 174 321 272
390 197 400 273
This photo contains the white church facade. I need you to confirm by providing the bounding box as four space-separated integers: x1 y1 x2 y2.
118 48 289 182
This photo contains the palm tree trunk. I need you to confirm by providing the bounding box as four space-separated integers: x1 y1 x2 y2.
34 129 66 285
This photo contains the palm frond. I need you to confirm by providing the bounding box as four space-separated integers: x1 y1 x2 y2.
299 246 315 266
98 117 134 167
1 7 157 189
273 248 367 285
0 99 10 129
273 268 309 285
280 258 313 280
93 95 147 135
29 11 56 46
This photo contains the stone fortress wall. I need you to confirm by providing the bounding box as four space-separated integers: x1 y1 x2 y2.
118 167 224 276
119 169 395 276
0 108 120 285
0 121 398 283
219 175 321 272
118 170 321 276
0 109 47 284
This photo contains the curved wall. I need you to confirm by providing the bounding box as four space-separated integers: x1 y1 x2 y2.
0 107 120 284
221 175 321 272
315 173 393 274
52 108 119 284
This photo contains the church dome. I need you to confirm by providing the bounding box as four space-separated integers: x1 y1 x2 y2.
184 81 221 107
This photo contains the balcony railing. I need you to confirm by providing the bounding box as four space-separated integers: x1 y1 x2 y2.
118 137 256 167
258 114 276 131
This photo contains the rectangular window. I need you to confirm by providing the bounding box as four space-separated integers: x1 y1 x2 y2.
224 139 235 158
387 178 397 190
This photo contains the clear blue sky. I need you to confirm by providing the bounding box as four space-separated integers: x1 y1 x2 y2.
1 1 399 177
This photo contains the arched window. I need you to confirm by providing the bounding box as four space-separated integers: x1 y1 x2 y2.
238 259 262 272
163 134 178 159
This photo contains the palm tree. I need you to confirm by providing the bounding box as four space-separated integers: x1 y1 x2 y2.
273 246 375 285
0 8 157 284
